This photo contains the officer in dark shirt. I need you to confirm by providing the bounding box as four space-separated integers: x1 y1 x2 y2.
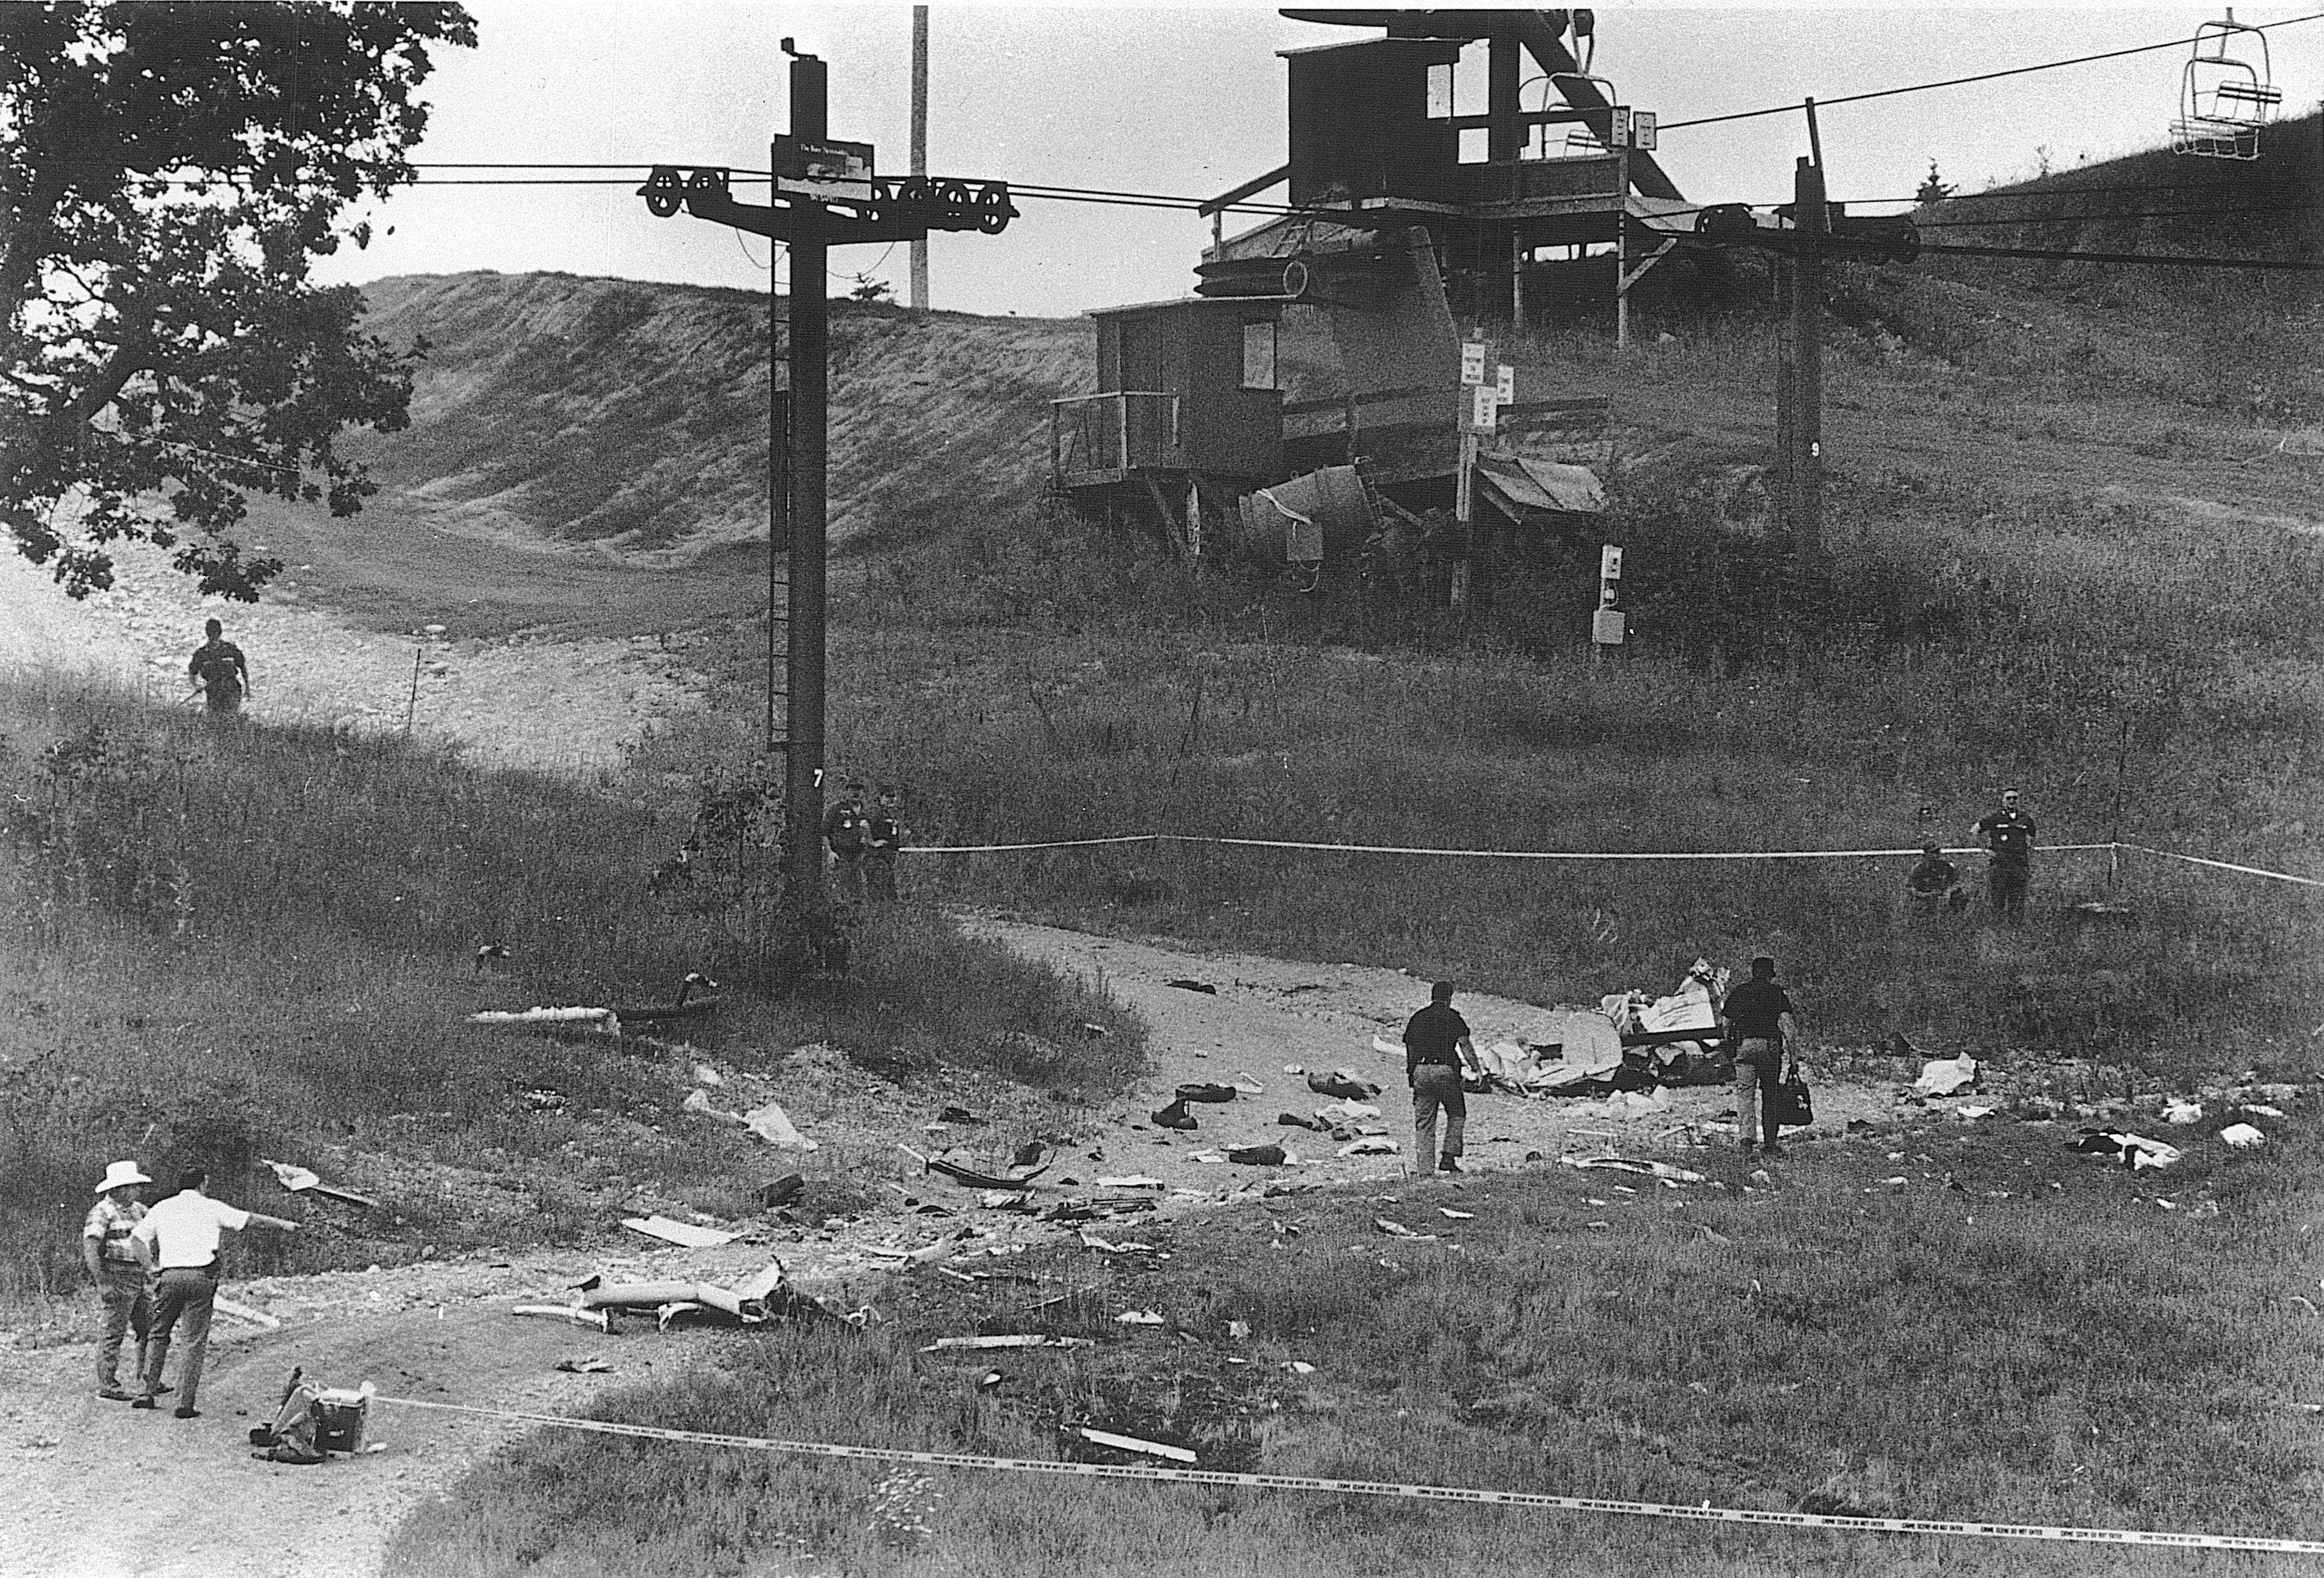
1905 842 1965 919
1403 981 1482 1175
1971 788 2037 924
863 786 904 902
1718 956 1798 1157
823 780 870 904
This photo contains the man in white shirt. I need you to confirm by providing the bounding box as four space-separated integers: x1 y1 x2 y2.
130 1169 297 1419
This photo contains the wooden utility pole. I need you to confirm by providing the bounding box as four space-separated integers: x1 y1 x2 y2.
910 6 930 311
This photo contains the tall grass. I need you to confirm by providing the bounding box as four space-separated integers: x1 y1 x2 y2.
800 466 2324 1066
0 672 1146 1297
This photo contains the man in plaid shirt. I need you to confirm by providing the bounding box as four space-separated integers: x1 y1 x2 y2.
82 1160 159 1402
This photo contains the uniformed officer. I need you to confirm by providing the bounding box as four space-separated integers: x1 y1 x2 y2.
1971 788 2038 923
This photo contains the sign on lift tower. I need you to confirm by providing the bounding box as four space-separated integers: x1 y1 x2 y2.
635 42 1015 901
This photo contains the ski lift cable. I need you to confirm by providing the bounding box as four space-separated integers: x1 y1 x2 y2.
1658 10 2324 133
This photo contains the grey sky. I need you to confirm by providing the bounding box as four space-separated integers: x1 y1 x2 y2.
316 2 2322 318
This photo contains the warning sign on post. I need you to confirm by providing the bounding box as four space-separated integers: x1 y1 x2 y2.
1472 386 1499 431
1495 364 1515 404
1461 342 1489 386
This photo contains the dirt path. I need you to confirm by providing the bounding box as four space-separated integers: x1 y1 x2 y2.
957 918 1901 1193
0 542 709 771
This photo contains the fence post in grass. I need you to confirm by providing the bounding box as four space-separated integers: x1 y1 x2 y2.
404 646 421 735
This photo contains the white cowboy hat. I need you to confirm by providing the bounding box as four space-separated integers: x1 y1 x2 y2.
94 1160 153 1194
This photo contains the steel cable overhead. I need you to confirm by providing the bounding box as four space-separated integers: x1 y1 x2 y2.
1656 10 2324 132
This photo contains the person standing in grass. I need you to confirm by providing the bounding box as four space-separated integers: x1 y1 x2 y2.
823 780 870 904
1904 840 1965 919
187 617 250 716
83 1160 156 1402
1972 787 2038 924
864 785 905 902
1403 980 1482 1175
1719 955 1799 1157
130 1168 297 1419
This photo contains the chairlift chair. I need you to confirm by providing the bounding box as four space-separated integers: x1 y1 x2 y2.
2171 14 2280 160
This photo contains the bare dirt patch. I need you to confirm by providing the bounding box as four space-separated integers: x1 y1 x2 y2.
0 544 710 772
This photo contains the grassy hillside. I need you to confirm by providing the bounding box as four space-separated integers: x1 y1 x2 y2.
350 272 1087 558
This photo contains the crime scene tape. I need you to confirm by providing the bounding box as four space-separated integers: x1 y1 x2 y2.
910 833 2122 860
2117 842 2324 889
369 1394 2323 1555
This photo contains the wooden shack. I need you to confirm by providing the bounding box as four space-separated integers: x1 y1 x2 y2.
1051 296 1285 550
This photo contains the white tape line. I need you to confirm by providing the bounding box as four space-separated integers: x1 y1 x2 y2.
368 1396 2324 1554
909 834 2118 861
911 834 1161 854
2118 843 2324 889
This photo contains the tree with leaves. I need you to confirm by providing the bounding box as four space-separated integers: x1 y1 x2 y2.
0 2 476 600
1915 161 1956 207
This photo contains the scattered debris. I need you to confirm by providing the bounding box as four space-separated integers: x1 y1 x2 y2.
1278 1112 1332 1132
468 1005 621 1038
1226 1144 1287 1166
1177 1083 1239 1104
554 1356 615 1374
622 1216 741 1250
1079 1230 1155 1253
1316 1098 1382 1123
744 1100 818 1151
922 1334 1095 1352
1115 1309 1166 1326
1914 1056 1979 1096
939 1106 983 1125
1150 1098 1199 1130
2070 1130 2184 1171
1953 1105 1997 1123
258 1158 381 1210
2162 1098 2204 1126
1560 1156 1708 1185
863 1238 961 1267
1374 1217 1437 1241
1079 1425 1195 1463
1307 1068 1380 1100
513 1304 611 1332
1439 1208 1475 1220
1336 1137 1398 1157
213 1295 280 1330
756 1175 805 1209
1225 1319 1251 1340
1096 1176 1167 1191
918 1153 1050 1191
1164 979 1219 995
2241 1103 2287 1119
1229 1074 1266 1095
2219 1123 2267 1149
1284 1360 1317 1375
693 1063 724 1087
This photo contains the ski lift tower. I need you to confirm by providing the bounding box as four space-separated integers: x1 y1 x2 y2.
636 43 1015 901
2172 12 2281 159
